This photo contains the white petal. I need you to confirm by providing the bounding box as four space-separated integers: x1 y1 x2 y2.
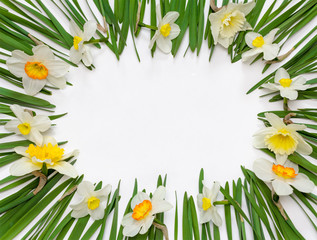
280 88 298 100
272 179 293 196
46 75 67 89
83 21 97 41
131 192 150 210
262 44 280 61
51 161 78 178
210 207 222 227
139 215 155 234
168 24 180 40
210 182 220 203
149 31 160 50
241 48 263 62
253 158 275 182
156 4 162 22
10 158 40 176
152 186 166 201
29 128 43 145
263 28 279 44
156 36 172 54
61 149 79 161
4 120 20 133
235 2 256 16
32 45 55 61
82 48 93 66
265 113 285 129
276 154 288 165
6 50 29 78
199 209 212 223
122 213 134 226
22 76 47 96
71 203 89 218
14 146 29 156
284 160 298 173
10 104 25 121
70 20 82 37
43 136 57 145
209 13 221 44
70 46 83 64
291 173 315 193
296 135 313 156
162 11 179 25
217 36 232 48
122 219 142 237
151 200 173 214
89 207 105 220
32 115 51 131
292 76 307 87
245 32 261 48
77 181 95 197
274 68 290 84
262 83 279 91
45 60 69 78
70 199 86 210
96 184 112 202
197 194 203 210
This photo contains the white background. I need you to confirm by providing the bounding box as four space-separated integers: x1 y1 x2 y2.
0 0 316 239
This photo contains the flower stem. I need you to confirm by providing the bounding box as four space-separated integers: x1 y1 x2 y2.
138 22 158 31
84 38 108 45
213 200 230 205
283 97 290 111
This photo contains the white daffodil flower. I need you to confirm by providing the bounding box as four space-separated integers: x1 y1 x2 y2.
197 181 222 226
70 181 112 220
149 5 180 54
69 20 97 66
4 104 51 146
122 186 173 237
10 136 78 178
262 68 309 100
253 158 314 196
253 113 312 165
6 45 69 96
242 29 280 61
209 2 255 48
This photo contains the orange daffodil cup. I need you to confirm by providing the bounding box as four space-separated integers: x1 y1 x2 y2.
121 186 173 237
253 113 314 196
253 158 314 196
6 45 69 96
10 136 78 178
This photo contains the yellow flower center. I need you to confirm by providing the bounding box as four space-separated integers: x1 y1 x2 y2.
222 13 233 25
18 122 31 135
26 143 64 164
202 197 212 211
272 164 297 179
87 196 100 210
160 24 171 37
265 128 297 155
279 78 292 88
132 200 152 221
24 62 48 80
73 36 83 50
252 36 265 48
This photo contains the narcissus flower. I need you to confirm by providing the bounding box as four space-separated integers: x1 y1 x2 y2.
121 186 173 237
70 181 111 220
262 68 309 100
242 29 280 61
11 136 78 178
209 2 255 48
149 5 180 53
6 45 69 96
69 20 97 66
253 158 314 196
197 181 222 226
4 105 51 146
253 113 312 164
